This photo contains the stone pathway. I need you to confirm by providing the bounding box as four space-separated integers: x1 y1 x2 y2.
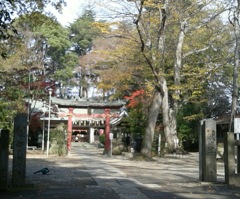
1 142 240 199
70 142 240 199
71 143 149 199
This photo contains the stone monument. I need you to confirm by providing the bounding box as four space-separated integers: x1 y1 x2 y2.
0 129 10 190
199 119 217 182
12 113 27 186
224 132 240 187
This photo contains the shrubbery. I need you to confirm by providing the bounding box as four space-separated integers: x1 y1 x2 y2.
50 123 67 156
99 134 105 145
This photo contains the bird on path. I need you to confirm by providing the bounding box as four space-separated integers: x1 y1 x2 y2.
33 167 49 175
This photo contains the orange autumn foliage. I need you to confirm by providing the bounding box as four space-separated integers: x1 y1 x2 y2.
124 90 145 107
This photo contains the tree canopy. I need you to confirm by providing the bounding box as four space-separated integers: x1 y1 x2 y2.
0 0 65 58
84 0 233 155
0 0 238 156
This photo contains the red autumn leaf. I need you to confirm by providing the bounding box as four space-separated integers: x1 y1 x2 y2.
124 89 145 107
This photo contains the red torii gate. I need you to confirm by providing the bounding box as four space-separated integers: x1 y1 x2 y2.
60 108 119 154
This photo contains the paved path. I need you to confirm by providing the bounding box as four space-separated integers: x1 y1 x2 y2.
1 142 240 199
71 143 240 199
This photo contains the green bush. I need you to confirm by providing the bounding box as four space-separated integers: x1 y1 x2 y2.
177 104 200 151
99 134 105 145
50 123 67 156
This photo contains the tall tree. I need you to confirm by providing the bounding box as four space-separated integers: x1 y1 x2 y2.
12 12 77 95
168 0 228 146
0 0 65 58
229 0 240 131
69 10 101 99
95 0 229 157
0 12 76 131
70 10 99 56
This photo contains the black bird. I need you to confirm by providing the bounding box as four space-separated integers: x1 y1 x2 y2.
33 167 49 175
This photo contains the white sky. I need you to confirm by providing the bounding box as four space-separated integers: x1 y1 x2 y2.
48 0 89 27
48 0 135 27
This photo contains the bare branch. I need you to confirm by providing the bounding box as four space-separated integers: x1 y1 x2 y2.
183 46 210 59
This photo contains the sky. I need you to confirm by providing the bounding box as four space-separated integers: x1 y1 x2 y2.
48 0 89 27
48 0 135 27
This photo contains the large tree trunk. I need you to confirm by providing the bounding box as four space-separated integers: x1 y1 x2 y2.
161 78 178 150
141 91 162 157
168 19 188 148
229 2 240 132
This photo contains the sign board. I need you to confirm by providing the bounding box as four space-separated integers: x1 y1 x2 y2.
109 133 113 140
234 118 240 134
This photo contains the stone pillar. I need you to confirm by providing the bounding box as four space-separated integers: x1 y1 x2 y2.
104 109 111 156
12 113 27 186
199 119 217 182
67 108 73 151
238 142 240 174
0 130 9 190
234 119 240 174
224 132 240 186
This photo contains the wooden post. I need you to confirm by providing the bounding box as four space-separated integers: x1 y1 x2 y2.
104 109 111 156
0 129 10 190
12 113 27 186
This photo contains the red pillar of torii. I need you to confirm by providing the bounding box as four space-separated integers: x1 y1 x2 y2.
104 109 111 156
67 108 73 151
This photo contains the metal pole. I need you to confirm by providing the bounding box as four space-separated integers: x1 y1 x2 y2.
42 120 45 151
26 71 31 149
42 102 46 151
46 88 53 157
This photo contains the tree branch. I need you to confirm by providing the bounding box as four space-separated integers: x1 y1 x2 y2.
183 46 210 58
